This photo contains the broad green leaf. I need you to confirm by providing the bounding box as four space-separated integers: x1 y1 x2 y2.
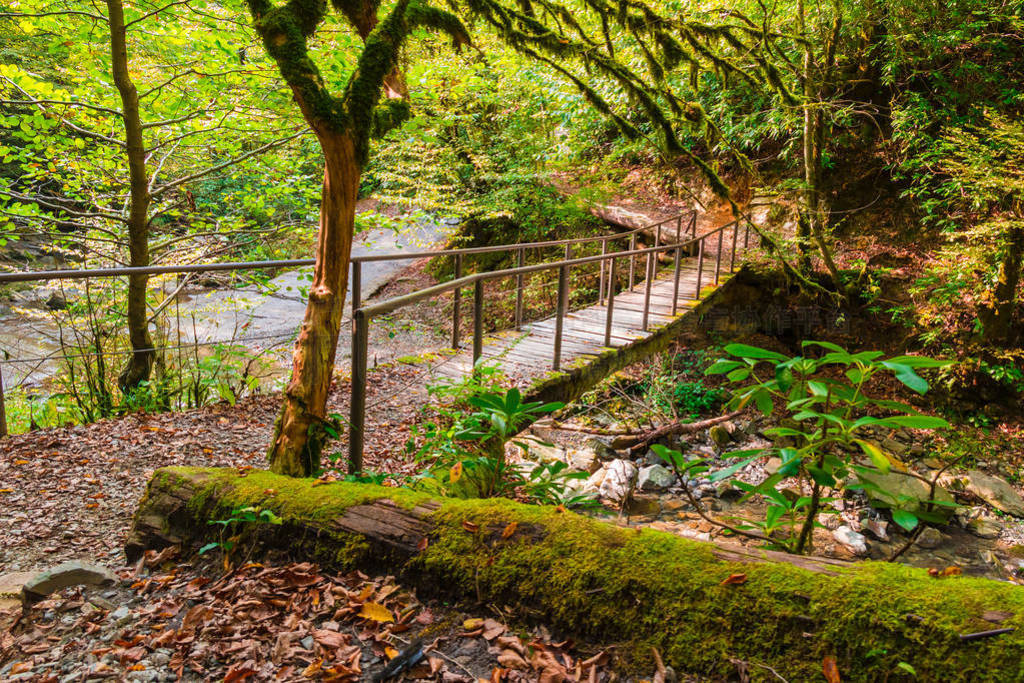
706 454 761 482
724 343 788 361
891 509 919 531
885 355 951 369
705 359 742 375
877 415 949 430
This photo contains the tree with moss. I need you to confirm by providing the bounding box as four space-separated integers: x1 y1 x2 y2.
254 0 850 476
245 0 469 476
935 113 1024 345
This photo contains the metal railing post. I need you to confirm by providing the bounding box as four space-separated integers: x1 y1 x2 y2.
349 311 369 474
598 239 607 306
656 223 661 249
695 238 705 299
642 252 654 331
715 229 724 285
473 278 484 367
672 245 682 316
604 257 616 347
553 264 568 370
744 221 751 250
730 222 739 272
451 254 462 348
0 364 7 439
628 233 636 289
676 215 683 242
350 260 361 318
515 248 525 330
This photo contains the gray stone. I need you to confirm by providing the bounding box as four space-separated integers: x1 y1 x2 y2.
968 516 1003 540
833 526 868 555
89 595 115 610
856 470 954 519
522 438 563 464
582 436 619 461
638 464 675 491
23 561 116 603
915 527 945 549
110 605 132 625
965 470 1024 517
817 513 842 531
300 635 315 650
708 425 732 449
598 459 638 503
150 651 171 667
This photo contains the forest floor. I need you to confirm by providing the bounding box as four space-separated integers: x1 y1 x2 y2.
4 187 1023 681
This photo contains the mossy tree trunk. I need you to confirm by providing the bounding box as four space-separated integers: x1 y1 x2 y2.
245 0 469 476
980 223 1023 345
107 0 155 392
128 467 1024 681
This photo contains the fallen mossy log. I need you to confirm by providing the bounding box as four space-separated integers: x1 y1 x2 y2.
128 467 1024 681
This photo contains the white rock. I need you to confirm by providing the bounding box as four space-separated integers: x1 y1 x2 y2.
565 447 600 474
864 518 889 541
832 525 868 555
638 464 675 491
23 561 116 603
582 467 606 495
598 459 638 503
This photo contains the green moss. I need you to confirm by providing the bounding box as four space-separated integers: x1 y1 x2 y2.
162 466 431 521
146 467 1024 680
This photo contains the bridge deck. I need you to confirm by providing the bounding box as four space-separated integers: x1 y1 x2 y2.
424 257 724 385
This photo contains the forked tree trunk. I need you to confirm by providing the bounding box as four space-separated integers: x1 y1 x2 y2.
107 0 155 392
267 133 360 477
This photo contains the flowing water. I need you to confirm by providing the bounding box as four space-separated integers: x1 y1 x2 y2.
0 217 453 391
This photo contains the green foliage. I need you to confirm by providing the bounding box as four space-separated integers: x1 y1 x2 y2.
200 504 284 570
672 380 727 419
705 341 952 553
408 381 589 506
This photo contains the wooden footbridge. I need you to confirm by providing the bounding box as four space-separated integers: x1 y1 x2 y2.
348 210 752 468
0 207 750 459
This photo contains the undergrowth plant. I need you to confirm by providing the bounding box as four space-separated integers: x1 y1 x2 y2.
200 505 283 571
409 381 593 506
695 341 952 554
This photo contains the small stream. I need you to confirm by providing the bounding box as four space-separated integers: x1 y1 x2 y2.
0 217 453 390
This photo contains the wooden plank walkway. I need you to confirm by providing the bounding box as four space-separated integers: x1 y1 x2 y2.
423 255 727 386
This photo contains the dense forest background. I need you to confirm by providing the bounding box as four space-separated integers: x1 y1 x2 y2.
1 0 1023 429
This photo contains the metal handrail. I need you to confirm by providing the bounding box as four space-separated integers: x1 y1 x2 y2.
357 228 717 318
347 214 752 470
0 211 695 284
348 211 692 263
